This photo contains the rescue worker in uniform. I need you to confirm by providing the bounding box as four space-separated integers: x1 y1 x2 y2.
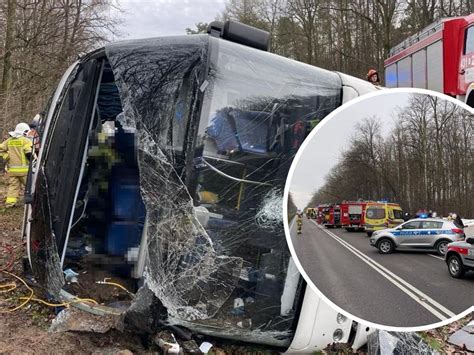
296 209 304 234
367 68 381 86
0 123 32 207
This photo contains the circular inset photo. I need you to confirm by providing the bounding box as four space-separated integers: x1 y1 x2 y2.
284 89 474 329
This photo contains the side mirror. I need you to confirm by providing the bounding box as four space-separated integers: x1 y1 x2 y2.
466 238 474 244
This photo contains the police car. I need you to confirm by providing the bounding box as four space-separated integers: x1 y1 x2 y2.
369 218 465 256
445 238 474 278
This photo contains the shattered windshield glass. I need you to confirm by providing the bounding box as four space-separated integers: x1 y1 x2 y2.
104 35 342 347
200 37 342 159
105 36 243 323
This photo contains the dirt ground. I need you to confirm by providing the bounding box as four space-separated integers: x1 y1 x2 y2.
0 175 149 354
0 174 471 354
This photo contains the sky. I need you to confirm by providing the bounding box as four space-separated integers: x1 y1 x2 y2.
112 0 227 40
290 92 412 210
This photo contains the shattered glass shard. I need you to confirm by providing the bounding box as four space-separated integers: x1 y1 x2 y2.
106 36 243 321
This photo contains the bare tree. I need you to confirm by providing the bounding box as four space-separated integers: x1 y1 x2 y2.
0 0 118 136
221 0 472 82
308 94 473 217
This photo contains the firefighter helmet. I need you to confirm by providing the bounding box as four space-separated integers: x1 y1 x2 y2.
9 122 31 138
367 68 378 80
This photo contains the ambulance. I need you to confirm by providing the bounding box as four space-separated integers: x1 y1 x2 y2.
364 201 404 236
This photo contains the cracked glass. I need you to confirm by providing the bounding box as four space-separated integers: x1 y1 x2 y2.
30 33 343 348
106 35 342 346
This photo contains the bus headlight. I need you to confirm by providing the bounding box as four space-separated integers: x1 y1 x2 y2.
337 313 347 324
333 328 344 342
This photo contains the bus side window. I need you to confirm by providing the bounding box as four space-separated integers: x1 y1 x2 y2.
464 26 474 54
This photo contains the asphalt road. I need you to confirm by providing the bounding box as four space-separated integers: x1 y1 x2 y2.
289 218 474 327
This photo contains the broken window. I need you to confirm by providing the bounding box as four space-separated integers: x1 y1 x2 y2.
104 35 342 346
177 37 342 345
29 34 342 348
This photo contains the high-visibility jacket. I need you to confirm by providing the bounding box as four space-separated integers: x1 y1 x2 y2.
0 136 32 176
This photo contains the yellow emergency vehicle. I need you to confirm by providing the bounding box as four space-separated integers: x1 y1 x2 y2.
364 202 404 236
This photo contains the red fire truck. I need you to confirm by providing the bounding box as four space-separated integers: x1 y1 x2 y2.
319 204 341 228
316 205 325 224
340 201 366 232
384 14 474 106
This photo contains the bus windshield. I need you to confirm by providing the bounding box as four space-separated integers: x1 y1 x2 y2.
181 37 342 345
104 35 343 347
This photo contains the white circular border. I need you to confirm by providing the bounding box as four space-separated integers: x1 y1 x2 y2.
283 87 474 332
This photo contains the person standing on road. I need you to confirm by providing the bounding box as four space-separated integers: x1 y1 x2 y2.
453 214 465 229
0 123 32 208
296 209 304 234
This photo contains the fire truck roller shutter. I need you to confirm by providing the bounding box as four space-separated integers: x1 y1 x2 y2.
412 49 427 88
427 40 443 91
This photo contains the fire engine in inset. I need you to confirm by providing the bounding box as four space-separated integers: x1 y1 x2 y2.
319 204 342 228
340 200 367 232
384 14 474 106
316 205 324 224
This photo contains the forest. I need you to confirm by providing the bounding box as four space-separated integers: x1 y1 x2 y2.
0 0 118 137
1 0 473 137
308 94 474 217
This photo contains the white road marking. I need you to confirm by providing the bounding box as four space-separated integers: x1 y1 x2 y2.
427 253 445 261
307 220 456 320
289 217 296 231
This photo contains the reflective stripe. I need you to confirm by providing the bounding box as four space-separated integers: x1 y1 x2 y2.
4 137 30 172
7 140 23 147
8 166 29 173
5 197 17 204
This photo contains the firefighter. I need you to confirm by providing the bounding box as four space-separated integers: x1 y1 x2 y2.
0 123 33 207
296 209 304 234
367 68 380 86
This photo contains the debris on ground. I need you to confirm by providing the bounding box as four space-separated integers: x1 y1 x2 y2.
49 307 121 333
324 342 357 354
0 174 146 354
62 261 136 305
181 339 202 353
154 330 180 354
63 268 79 283
448 320 474 352
367 330 436 354
199 341 214 354
421 312 473 353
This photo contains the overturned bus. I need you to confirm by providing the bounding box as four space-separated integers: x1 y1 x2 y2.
23 21 376 352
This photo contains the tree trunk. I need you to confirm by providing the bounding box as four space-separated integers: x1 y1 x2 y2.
1 0 17 136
